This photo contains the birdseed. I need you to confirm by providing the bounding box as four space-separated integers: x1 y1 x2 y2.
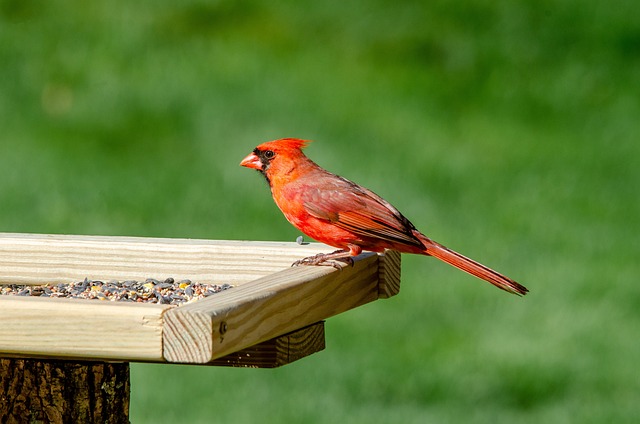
0 277 232 306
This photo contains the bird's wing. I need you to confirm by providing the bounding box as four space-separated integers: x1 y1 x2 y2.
300 175 424 249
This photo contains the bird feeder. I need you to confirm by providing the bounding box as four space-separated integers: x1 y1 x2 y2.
0 233 400 423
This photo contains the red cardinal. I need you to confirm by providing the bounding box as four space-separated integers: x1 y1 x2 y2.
241 138 528 296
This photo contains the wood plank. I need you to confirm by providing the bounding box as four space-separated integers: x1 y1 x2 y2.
0 233 401 365
378 250 402 298
0 295 327 367
210 322 325 368
0 233 337 286
163 252 388 363
0 296 169 362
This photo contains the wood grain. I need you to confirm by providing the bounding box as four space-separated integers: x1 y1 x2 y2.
163 252 384 363
210 322 325 368
0 296 169 362
0 233 337 286
0 233 401 365
378 249 402 298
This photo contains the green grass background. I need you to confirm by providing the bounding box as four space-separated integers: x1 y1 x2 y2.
1 1 639 422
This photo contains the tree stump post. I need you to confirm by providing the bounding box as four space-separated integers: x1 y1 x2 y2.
0 358 129 424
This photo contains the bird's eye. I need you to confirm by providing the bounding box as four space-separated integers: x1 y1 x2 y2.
263 150 275 159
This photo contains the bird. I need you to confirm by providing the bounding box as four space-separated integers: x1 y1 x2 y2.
240 138 528 296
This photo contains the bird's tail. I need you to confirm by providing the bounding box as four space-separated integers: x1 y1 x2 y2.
421 238 528 296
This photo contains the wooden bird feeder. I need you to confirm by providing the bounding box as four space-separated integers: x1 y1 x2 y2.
0 233 401 423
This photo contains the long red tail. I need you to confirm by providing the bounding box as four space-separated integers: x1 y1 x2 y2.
424 241 528 296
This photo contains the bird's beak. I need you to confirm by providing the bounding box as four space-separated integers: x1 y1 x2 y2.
240 152 263 170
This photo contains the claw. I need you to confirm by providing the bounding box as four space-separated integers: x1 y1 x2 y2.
292 249 354 270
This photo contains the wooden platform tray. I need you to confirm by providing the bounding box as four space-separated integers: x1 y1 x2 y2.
0 233 401 368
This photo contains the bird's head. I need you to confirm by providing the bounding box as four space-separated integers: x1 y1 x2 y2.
240 138 312 185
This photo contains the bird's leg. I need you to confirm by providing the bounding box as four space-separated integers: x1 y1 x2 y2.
292 249 355 270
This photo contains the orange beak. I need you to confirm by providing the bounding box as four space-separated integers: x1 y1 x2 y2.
240 152 262 170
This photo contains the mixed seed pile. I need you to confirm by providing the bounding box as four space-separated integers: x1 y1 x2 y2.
0 278 232 306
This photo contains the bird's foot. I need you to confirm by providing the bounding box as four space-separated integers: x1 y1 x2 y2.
292 249 355 270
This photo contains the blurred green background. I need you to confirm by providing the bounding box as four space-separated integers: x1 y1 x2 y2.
1 0 639 422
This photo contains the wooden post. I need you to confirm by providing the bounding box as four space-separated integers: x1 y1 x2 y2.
0 358 130 424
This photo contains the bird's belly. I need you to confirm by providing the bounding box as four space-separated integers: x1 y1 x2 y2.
283 212 355 250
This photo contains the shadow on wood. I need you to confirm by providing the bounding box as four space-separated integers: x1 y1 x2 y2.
211 321 326 368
